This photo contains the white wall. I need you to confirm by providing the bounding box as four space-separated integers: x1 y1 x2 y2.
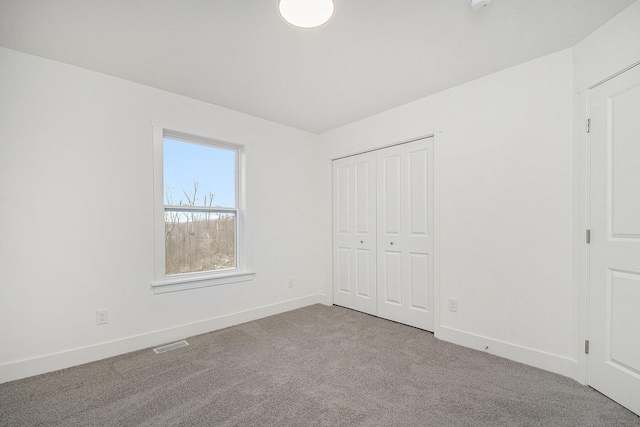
573 0 640 88
321 49 575 376
0 47 328 383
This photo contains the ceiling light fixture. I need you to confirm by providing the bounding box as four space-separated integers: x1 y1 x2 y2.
468 0 492 10
278 0 335 29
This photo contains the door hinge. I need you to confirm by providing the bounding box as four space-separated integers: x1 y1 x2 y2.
585 340 590 354
586 118 591 133
586 229 591 244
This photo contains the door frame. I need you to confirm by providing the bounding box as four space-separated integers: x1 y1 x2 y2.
575 48 640 385
328 126 442 336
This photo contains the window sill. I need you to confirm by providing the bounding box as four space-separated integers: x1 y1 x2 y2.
152 271 255 294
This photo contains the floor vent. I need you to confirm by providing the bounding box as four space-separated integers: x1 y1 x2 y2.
153 340 189 354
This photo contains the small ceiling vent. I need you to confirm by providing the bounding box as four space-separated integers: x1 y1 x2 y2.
468 0 492 10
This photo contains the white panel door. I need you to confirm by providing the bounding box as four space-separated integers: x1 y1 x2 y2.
333 152 377 315
377 138 434 331
588 63 640 415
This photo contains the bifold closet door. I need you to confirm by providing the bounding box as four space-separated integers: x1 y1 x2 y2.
377 139 433 331
332 151 377 315
332 137 434 331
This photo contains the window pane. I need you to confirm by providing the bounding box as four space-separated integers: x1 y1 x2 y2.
163 138 236 208
165 210 236 275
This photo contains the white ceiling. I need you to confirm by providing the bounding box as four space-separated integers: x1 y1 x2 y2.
0 0 635 133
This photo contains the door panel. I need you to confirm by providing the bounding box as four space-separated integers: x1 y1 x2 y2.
409 149 428 235
356 248 372 297
410 253 429 310
333 152 377 315
382 154 402 234
384 251 403 305
607 270 640 375
404 141 434 329
610 83 640 237
377 146 406 323
377 139 434 330
356 162 373 234
337 247 350 293
588 63 640 415
336 165 350 234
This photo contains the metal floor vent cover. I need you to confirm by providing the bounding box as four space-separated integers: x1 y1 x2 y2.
153 340 189 354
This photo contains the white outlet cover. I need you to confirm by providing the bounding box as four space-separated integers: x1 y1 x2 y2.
96 310 109 325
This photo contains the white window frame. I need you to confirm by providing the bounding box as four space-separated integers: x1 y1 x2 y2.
152 125 254 293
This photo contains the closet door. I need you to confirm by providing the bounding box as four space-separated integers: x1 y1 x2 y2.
332 152 377 315
377 138 434 330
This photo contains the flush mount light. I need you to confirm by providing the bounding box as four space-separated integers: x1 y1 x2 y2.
278 0 335 29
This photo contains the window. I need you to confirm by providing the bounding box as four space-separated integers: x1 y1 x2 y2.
153 126 253 293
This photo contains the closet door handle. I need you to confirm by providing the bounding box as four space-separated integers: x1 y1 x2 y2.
390 242 394 245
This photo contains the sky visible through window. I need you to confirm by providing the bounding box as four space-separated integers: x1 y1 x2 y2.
163 138 236 208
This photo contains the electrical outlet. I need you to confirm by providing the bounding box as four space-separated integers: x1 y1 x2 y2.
96 309 108 325
288 278 294 288
448 298 458 312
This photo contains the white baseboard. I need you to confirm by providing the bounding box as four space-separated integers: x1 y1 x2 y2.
0 294 323 384
436 325 576 379
316 293 333 306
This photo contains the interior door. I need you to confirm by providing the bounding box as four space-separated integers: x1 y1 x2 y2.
333 152 377 315
588 63 640 415
377 138 434 331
